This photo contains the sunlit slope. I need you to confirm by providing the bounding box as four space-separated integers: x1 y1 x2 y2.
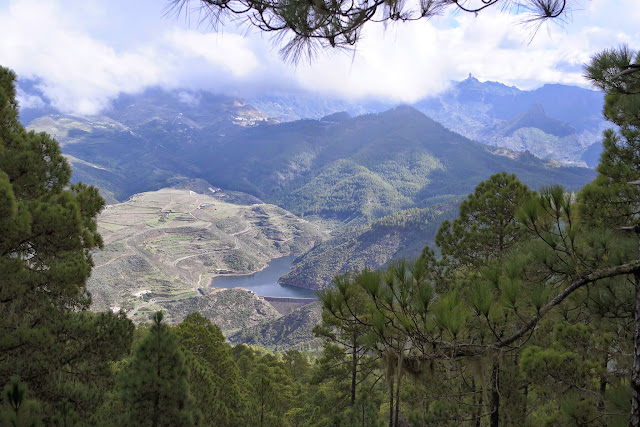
199 106 595 223
229 301 324 352
279 204 458 290
29 101 594 225
88 188 325 322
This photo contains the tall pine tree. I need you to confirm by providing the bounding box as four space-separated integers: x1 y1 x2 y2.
119 312 195 427
0 66 133 421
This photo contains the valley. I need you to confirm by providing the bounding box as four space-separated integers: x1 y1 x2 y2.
5 3 640 424
22 79 601 349
88 187 326 326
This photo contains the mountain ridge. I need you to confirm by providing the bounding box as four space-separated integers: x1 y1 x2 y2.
24 97 595 226
19 76 607 168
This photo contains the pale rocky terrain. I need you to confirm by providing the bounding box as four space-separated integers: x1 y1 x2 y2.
87 188 326 324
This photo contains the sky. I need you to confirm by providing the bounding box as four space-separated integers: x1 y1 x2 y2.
0 0 638 115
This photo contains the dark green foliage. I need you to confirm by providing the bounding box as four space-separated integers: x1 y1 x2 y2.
118 312 195 427
436 172 532 268
175 313 241 426
230 344 299 426
316 278 379 406
181 353 220 426
2 46 639 425
579 45 640 229
0 377 41 427
371 206 444 231
0 66 134 422
313 164 640 425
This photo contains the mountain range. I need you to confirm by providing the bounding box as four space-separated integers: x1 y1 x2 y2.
20 75 607 171
247 75 607 166
23 91 595 224
15 78 607 349
22 86 596 294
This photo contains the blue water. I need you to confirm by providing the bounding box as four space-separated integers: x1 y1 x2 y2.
210 255 317 298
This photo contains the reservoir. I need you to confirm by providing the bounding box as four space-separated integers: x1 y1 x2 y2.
210 255 317 298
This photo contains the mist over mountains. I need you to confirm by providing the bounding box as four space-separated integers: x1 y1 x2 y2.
250 76 607 167
15 75 600 291
21 85 595 218
19 74 606 171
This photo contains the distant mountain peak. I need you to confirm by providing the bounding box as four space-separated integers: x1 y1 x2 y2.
498 102 576 138
453 75 521 101
528 101 546 116
387 104 425 116
320 111 351 123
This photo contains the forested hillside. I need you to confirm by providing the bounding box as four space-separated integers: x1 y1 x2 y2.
279 205 457 289
24 92 595 224
4 35 640 426
206 106 593 222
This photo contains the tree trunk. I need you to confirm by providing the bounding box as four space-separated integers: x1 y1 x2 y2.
395 352 403 427
599 356 608 413
153 336 161 427
473 378 482 427
631 269 640 427
389 379 394 427
352 335 358 406
523 384 528 422
260 377 265 427
490 362 500 427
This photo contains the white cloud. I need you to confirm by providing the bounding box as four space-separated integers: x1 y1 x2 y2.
0 0 638 114
0 0 165 114
167 30 260 77
16 88 45 109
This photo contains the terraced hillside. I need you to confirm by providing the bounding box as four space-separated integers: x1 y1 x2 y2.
88 188 326 323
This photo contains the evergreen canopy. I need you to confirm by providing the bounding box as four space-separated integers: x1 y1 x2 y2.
0 66 134 422
169 0 569 61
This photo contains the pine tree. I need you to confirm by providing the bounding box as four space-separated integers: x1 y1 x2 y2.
0 66 133 420
167 0 568 61
435 173 533 426
578 45 640 426
119 312 195 427
175 313 241 426
436 172 533 270
316 275 377 406
0 376 41 427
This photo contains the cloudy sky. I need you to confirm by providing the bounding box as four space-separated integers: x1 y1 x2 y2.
0 0 638 114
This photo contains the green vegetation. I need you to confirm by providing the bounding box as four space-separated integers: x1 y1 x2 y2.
203 105 594 224
159 288 282 334
229 302 324 352
0 66 134 422
119 312 196 426
306 47 640 425
30 96 596 227
4 43 640 426
279 204 457 289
